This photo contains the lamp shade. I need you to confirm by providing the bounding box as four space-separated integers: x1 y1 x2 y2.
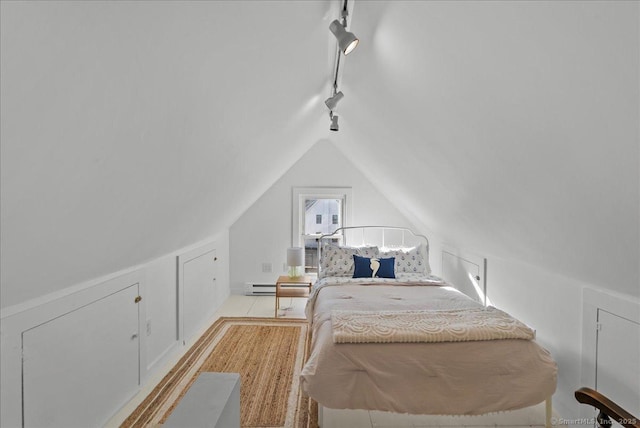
330 115 339 131
329 20 359 55
287 247 304 267
324 91 344 110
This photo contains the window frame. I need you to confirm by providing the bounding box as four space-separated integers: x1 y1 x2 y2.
292 186 352 247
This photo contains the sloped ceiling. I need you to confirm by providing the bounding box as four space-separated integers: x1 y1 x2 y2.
1 1 333 307
335 1 639 296
1 1 638 308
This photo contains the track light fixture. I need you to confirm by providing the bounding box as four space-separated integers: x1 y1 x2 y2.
325 91 344 110
329 19 359 55
326 0 357 132
330 113 339 132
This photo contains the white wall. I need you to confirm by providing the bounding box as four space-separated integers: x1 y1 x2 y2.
486 256 585 420
229 139 442 293
144 229 230 372
0 0 331 310
0 231 230 427
339 1 639 299
486 255 640 422
144 255 180 371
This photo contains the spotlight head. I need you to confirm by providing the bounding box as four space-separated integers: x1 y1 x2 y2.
324 91 344 110
329 20 359 55
330 115 339 131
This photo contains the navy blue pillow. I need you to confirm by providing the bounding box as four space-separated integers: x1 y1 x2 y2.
353 255 372 278
353 255 395 279
377 257 396 278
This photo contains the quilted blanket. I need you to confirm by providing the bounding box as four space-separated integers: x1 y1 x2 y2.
331 307 535 344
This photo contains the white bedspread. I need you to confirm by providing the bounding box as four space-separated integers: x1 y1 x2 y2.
331 307 536 344
300 277 557 416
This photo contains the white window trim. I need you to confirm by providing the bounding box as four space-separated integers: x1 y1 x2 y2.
292 187 353 247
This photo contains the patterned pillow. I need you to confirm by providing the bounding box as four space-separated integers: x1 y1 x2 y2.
379 244 431 275
319 245 379 278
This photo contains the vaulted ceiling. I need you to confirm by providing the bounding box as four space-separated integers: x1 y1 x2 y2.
1 1 638 308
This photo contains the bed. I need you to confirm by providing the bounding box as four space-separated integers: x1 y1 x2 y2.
300 226 557 427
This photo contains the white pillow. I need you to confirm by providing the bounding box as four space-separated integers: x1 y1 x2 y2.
319 245 379 278
379 244 431 275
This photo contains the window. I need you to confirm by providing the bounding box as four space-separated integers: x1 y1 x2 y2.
292 187 352 275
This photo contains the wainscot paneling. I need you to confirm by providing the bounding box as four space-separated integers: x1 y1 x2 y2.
178 241 226 344
1 233 231 428
23 283 141 427
581 287 640 419
0 269 146 428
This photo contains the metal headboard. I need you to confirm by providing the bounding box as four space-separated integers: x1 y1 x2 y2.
317 226 430 273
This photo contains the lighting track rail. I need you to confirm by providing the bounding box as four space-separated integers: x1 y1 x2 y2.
326 0 359 131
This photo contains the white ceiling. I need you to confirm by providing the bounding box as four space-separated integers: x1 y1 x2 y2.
1 1 638 308
335 1 639 297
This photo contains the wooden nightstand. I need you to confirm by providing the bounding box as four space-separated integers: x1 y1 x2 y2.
275 275 312 318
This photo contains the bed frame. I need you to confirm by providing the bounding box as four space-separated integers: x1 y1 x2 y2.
314 225 553 428
317 225 429 271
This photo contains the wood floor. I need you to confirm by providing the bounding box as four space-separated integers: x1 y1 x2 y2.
107 295 548 428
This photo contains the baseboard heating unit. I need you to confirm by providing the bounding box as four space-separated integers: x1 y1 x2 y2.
245 283 276 295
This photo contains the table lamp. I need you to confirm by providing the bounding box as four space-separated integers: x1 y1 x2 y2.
287 247 304 278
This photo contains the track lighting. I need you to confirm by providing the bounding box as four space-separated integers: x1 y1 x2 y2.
329 19 359 55
325 91 344 110
326 0 356 132
330 114 339 131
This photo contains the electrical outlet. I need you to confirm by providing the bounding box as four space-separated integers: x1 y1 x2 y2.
146 319 152 336
262 262 272 273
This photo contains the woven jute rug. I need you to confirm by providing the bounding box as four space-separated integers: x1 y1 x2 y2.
121 317 318 428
